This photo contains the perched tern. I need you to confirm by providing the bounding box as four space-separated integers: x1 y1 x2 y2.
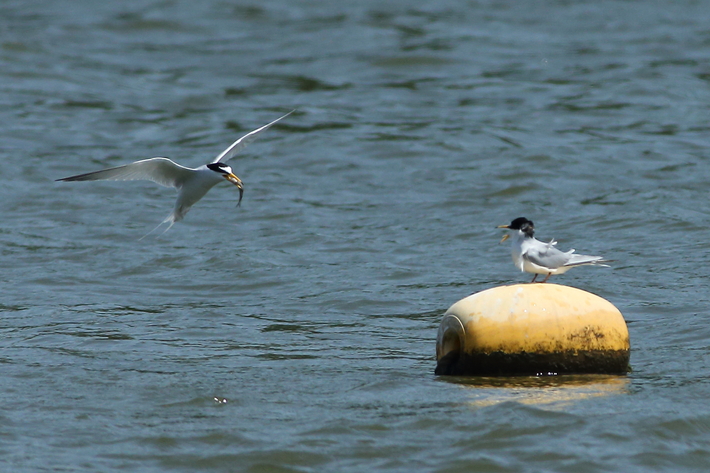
58 111 293 233
497 217 611 283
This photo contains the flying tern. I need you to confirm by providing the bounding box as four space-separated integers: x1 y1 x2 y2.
497 217 611 283
58 111 293 233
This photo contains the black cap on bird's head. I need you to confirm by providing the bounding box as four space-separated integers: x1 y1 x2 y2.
507 217 534 231
497 217 535 242
207 162 244 206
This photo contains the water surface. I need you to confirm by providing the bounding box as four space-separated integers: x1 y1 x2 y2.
2 1 710 471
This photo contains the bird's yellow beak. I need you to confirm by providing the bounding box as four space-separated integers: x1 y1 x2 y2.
497 224 510 244
223 173 244 206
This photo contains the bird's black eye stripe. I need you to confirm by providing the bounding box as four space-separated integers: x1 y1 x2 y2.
207 163 228 173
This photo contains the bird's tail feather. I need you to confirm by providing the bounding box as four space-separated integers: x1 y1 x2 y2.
565 255 613 267
139 213 177 240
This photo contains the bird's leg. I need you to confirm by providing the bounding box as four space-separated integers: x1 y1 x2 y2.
530 274 538 283
541 273 551 283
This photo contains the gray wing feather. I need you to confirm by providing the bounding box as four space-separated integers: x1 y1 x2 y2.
565 253 608 267
525 245 572 270
57 158 194 189
212 110 294 164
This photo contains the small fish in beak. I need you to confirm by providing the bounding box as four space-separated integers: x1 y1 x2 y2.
223 173 244 206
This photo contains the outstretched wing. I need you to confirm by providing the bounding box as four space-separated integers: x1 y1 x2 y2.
57 157 195 189
212 110 294 164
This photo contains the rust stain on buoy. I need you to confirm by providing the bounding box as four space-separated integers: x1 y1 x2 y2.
435 284 630 376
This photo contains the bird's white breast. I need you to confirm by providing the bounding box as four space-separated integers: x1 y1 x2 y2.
172 167 226 219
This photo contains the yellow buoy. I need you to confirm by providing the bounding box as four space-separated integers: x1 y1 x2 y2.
435 284 630 376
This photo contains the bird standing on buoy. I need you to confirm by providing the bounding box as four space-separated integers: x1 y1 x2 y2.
498 217 611 283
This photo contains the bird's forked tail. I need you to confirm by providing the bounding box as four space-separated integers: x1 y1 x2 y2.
139 212 179 240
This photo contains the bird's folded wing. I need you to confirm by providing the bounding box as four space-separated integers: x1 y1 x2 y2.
212 110 294 164
58 158 194 189
525 245 571 270
564 254 607 267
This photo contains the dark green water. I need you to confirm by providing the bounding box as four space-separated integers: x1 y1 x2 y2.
2 1 710 471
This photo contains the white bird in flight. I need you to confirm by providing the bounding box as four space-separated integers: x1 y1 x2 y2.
498 217 611 283
58 111 293 234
